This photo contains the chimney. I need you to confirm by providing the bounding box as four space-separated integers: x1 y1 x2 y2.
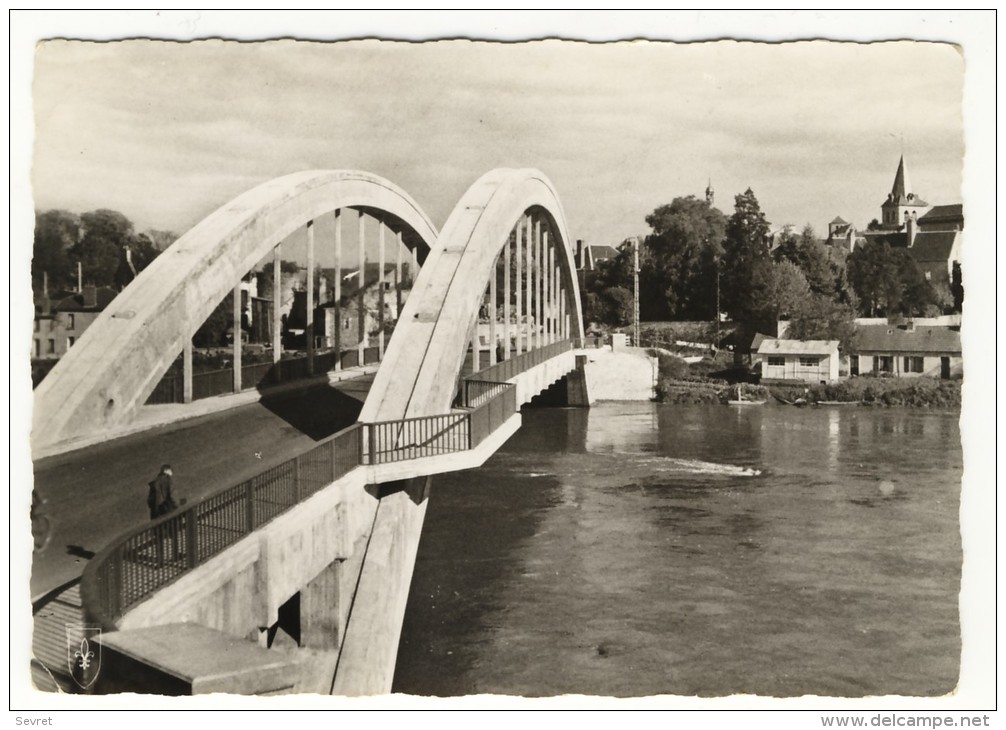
83 284 97 308
43 270 48 297
77 262 82 292
906 213 917 247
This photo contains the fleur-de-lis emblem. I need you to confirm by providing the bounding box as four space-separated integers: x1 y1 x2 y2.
74 638 94 670
66 624 101 690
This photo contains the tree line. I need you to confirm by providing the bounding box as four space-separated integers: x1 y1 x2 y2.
32 208 177 296
583 189 957 349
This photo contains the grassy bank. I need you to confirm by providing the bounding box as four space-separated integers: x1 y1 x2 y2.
652 352 961 408
652 352 769 404
768 377 961 408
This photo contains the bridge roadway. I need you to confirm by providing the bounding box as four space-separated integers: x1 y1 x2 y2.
31 369 377 602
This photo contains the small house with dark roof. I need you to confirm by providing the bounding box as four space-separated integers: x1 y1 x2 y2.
851 323 961 379
757 338 840 383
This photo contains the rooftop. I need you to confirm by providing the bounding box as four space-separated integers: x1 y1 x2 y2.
757 338 839 356
909 231 959 263
854 324 961 354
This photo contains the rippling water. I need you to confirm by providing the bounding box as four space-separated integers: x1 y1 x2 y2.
393 402 962 697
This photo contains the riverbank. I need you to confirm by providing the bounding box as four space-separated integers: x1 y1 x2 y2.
768 377 962 408
652 352 961 408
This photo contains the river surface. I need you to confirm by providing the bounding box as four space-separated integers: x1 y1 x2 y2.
393 402 962 697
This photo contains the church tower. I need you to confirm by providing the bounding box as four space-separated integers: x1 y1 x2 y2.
880 155 931 229
705 179 714 206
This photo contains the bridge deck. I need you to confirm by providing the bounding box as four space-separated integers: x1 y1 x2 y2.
31 371 376 601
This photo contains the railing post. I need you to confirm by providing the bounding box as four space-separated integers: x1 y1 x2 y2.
110 549 123 619
368 424 377 465
246 480 255 532
185 510 198 569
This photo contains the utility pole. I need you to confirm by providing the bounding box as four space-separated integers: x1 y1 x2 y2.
715 260 721 347
633 236 640 347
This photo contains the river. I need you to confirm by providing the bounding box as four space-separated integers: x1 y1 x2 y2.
393 401 962 697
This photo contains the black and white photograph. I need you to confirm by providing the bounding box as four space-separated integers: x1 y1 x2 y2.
11 10 996 719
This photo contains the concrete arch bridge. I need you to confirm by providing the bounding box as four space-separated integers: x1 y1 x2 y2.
33 168 593 696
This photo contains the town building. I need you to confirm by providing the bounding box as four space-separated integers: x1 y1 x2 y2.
850 322 962 379
573 240 620 272
757 338 841 383
33 285 117 360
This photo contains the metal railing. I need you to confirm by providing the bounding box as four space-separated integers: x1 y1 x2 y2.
83 338 569 630
82 424 362 627
145 348 375 406
473 338 574 384
468 382 518 446
462 379 513 409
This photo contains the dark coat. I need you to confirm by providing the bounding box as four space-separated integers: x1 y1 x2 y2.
147 472 176 519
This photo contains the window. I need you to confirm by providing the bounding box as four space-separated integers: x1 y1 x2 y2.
34 339 40 358
47 339 55 354
903 356 924 373
767 356 785 367
874 355 893 373
67 313 76 330
799 357 819 367
67 336 76 349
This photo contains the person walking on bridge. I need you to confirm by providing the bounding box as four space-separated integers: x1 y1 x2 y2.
147 464 177 519
147 464 180 565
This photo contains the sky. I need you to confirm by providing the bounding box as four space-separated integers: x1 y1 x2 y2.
29 31 966 262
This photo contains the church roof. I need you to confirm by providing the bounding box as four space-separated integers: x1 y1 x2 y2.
830 216 849 225
918 204 964 229
909 231 959 263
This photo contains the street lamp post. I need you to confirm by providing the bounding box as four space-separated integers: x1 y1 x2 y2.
633 236 640 348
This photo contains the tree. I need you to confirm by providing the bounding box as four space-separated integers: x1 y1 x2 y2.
760 260 812 323
193 293 235 348
721 188 771 322
847 240 942 317
144 229 179 252
866 219 884 231
786 294 859 353
773 224 836 298
32 209 80 294
950 262 964 312
643 196 727 320
72 209 136 287
847 240 903 316
597 286 634 326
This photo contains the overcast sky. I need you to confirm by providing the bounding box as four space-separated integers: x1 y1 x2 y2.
31 37 964 257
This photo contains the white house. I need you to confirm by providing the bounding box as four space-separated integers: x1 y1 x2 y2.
757 339 840 383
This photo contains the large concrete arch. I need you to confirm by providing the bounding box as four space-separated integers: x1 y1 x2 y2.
33 170 439 452
361 167 585 423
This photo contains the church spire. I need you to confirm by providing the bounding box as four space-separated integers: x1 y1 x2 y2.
705 178 714 206
890 155 912 203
